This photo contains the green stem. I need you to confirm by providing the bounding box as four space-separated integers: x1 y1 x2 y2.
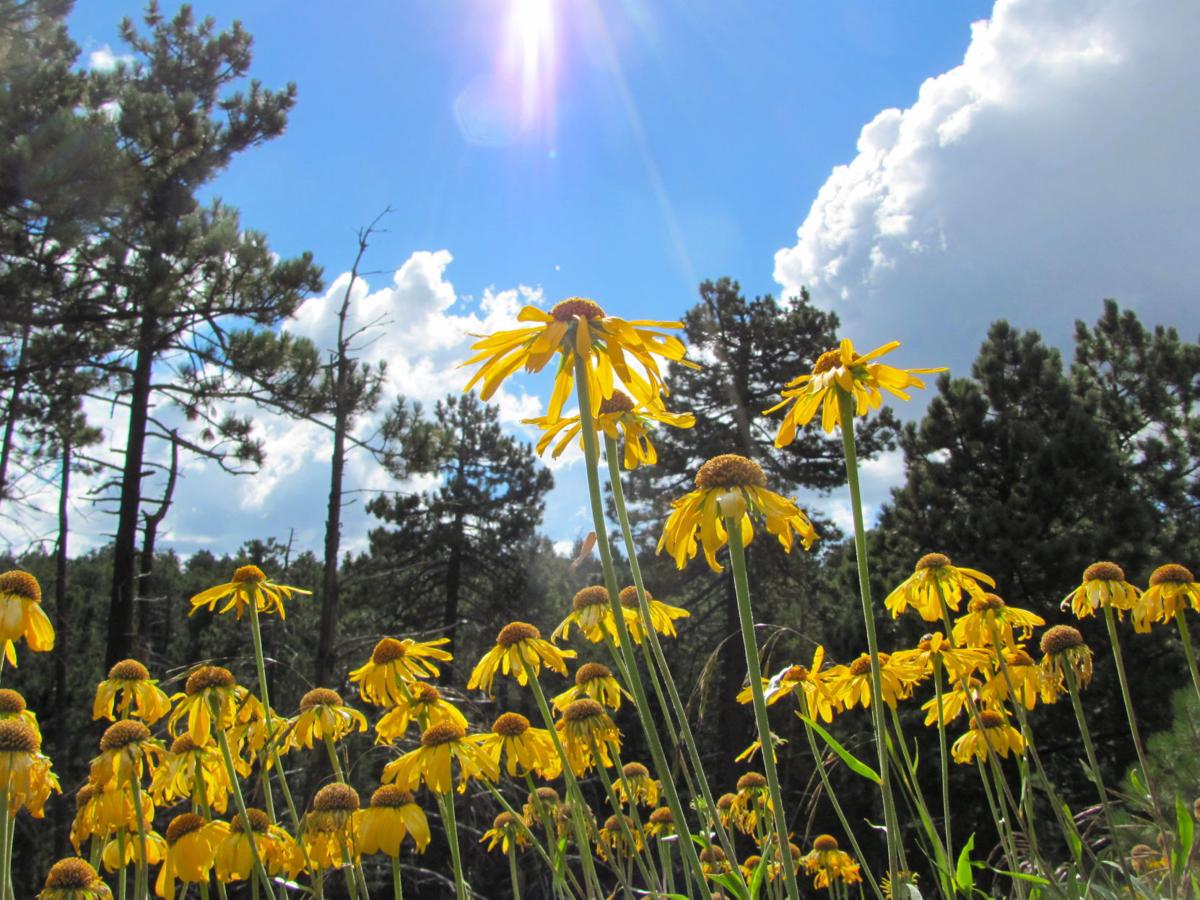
658 837 676 896
117 828 128 900
587 736 661 892
0 788 9 900
726 522 802 900
246 603 280 823
129 768 151 899
1176 611 1200 708
509 848 523 900
604 433 745 868
209 697 275 896
836 387 901 886
439 792 468 900
392 854 405 900
932 660 954 880
571 353 716 900
886 703 952 896
482 779 571 891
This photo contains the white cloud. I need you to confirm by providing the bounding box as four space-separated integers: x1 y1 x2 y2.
88 44 133 71
775 0 1200 380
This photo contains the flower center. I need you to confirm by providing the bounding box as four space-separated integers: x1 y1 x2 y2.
975 709 1007 729
848 654 875 676
1040 624 1084 656
550 297 606 321
783 664 810 681
1150 563 1195 586
716 793 735 811
415 683 440 704
231 564 266 584
107 659 151 682
572 586 609 611
811 349 842 376
695 454 767 490
497 621 540 647
0 570 40 603
493 811 520 829
313 783 360 812
532 786 560 804
0 689 26 714
604 814 634 832
812 834 840 852
231 808 270 834
300 688 342 710
43 858 103 889
166 813 207 845
1006 649 1036 667
185 665 236 694
170 734 199 754
599 390 636 414
916 552 951 571
0 719 38 753
75 784 96 810
562 698 604 722
99 720 151 751
370 785 416 808
700 846 727 863
621 762 649 779
422 721 466 747
493 712 531 737
1084 561 1125 583
649 807 673 825
576 662 613 685
969 593 1005 613
372 637 407 664
618 586 650 609
736 772 767 791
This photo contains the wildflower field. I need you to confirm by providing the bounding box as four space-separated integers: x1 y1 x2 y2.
4 297 1199 899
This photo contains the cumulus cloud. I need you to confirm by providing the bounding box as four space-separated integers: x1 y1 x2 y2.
775 0 1200 378
88 44 133 71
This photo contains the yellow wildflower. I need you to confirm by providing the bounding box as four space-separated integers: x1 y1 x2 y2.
884 553 993 621
468 622 574 695
188 564 310 620
0 569 54 666
349 636 453 706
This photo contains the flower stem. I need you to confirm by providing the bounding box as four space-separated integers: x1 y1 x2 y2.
932 660 954 874
129 767 151 899
836 387 901 885
246 603 280 821
392 854 405 900
1103 606 1164 816
209 696 275 896
0 788 9 900
510 847 523 900
1175 611 1200 708
726 522 802 900
438 791 468 900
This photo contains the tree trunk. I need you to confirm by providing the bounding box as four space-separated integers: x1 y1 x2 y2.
314 414 346 687
440 507 465 682
138 435 179 657
107 315 155 669
0 321 31 510
51 436 70 859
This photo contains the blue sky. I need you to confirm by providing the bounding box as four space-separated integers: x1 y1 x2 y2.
25 0 1197 560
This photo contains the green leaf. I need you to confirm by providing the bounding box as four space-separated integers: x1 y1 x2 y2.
1061 802 1083 864
1175 795 1195 880
956 833 976 891
748 851 769 899
798 714 882 784
991 868 1051 886
710 871 751 900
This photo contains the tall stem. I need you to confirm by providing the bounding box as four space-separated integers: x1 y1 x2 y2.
210 697 275 895
129 767 151 899
571 354 715 899
836 388 901 884
246 603 279 822
392 854 405 900
438 792 468 900
932 660 953 876
509 848 523 900
0 789 9 900
1176 611 1200 708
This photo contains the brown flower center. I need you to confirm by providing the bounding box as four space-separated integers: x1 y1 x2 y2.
0 689 26 714
1084 561 1125 583
576 662 613 686
313 783 360 812
170 734 200 755
493 811 520 829
100 720 151 751
300 688 342 710
493 712 531 737
848 654 875 677
572 586 609 611
599 391 635 414
497 621 540 647
531 786 560 805
736 772 767 791
1150 563 1195 586
0 570 40 603
969 593 1005 613
415 683 441 704
42 858 103 889
812 834 839 852
422 721 466 747
185 665 236 694
975 709 1007 729
562 699 605 723
618 586 651 609
716 793 735 811
371 785 416 808
811 348 843 375
231 564 266 584
604 814 634 832
74 784 96 810
0 719 38 753
1006 649 1036 667
621 762 649 779
550 297 606 321
916 552 951 571
648 806 673 825
166 813 207 845
1041 624 1084 656
231 808 270 834
108 659 151 682
371 637 407 665
700 846 727 863
783 665 810 682
695 454 766 490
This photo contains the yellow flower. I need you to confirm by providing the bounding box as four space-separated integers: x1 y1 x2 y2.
0 718 60 817
289 688 368 750
382 722 498 794
552 585 620 645
349 636 453 706
952 594 1045 648
93 659 171 725
767 338 944 440
166 665 243 749
1038 625 1093 702
556 699 620 776
884 553 994 621
613 761 660 808
700 845 732 877
895 632 990 682
481 811 530 855
1062 561 1141 621
525 388 695 469
951 709 1025 764
552 662 629 712
467 622 575 695
304 783 361 870
461 296 696 422
658 454 817 573
644 806 675 838
154 814 228 896
100 829 167 872
478 712 561 779
801 834 863 890
0 688 41 741
38 858 112 899
829 652 925 711
920 676 984 727
149 734 230 815
1132 564 1200 633
188 564 310 620
0 569 54 666
374 681 468 745
357 785 430 856
215 808 303 883
764 842 803 883
741 645 839 722
980 646 1041 711
597 814 643 861
88 720 165 793
69 783 153 850
619 585 689 642
727 771 771 835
